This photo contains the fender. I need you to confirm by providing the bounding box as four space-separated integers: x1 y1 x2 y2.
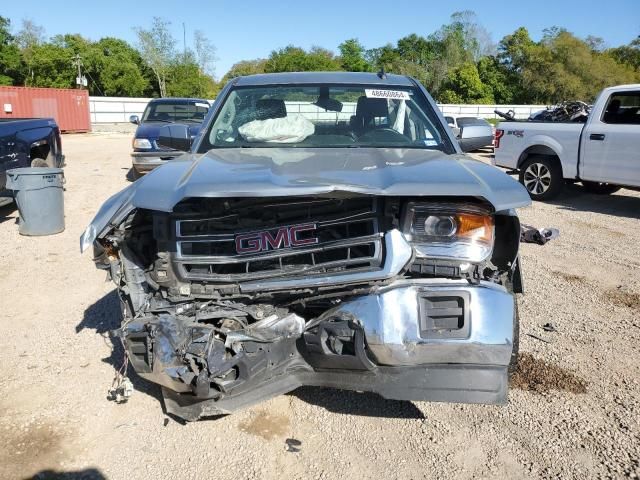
518 132 579 179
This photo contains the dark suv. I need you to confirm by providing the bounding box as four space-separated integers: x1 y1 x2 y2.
129 98 210 179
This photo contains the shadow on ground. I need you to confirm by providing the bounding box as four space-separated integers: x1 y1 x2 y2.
78 289 162 404
0 201 17 225
290 386 425 419
548 183 640 220
28 468 106 479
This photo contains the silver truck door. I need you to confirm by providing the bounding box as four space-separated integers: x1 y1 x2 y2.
581 90 640 187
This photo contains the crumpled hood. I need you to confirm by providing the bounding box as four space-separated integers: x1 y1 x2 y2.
80 148 530 252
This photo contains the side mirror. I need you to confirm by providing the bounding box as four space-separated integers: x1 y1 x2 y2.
157 124 192 151
129 115 140 125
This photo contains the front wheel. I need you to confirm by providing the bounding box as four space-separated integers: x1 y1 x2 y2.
519 156 563 201
582 181 621 195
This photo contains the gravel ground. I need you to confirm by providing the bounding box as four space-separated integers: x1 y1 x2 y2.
0 134 638 480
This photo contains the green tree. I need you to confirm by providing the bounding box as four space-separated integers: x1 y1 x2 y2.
47 34 152 96
15 19 45 85
477 56 520 104
500 28 639 103
167 52 217 98
338 38 371 72
607 37 640 71
499 27 548 102
439 62 494 103
94 38 152 96
365 43 400 71
450 10 496 61
0 16 22 85
135 17 176 97
29 43 74 88
264 45 341 72
222 59 267 82
193 30 217 78
396 34 435 65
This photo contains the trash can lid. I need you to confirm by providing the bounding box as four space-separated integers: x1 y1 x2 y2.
6 167 64 176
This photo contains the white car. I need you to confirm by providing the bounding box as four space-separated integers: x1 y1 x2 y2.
444 116 494 152
493 84 640 200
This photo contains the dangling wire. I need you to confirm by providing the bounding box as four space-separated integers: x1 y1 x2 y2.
108 336 133 403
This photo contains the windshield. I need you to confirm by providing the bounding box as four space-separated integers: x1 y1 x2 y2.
200 84 453 152
142 101 209 123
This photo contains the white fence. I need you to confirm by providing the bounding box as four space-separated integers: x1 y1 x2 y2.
89 96 152 123
438 104 546 120
89 96 546 124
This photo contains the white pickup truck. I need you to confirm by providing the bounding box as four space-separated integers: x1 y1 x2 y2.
493 84 640 200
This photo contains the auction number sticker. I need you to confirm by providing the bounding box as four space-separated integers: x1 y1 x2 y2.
365 89 410 100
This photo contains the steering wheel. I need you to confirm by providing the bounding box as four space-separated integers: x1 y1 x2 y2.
357 128 411 144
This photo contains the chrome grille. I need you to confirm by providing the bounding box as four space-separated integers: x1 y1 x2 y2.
171 197 384 282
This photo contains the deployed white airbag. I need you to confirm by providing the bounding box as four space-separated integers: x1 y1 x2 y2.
239 114 315 143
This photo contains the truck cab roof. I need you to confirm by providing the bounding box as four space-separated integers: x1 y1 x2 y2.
233 71 415 87
147 98 210 105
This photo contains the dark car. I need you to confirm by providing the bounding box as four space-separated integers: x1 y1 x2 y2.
129 97 210 179
1 118 64 207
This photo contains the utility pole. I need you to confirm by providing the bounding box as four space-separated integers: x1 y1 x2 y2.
183 23 186 61
72 54 86 89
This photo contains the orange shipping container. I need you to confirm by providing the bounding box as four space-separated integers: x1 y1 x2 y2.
0 86 91 133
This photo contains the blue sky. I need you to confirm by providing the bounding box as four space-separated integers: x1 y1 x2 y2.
3 0 639 78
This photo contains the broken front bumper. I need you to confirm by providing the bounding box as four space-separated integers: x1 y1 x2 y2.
131 151 180 173
121 279 515 421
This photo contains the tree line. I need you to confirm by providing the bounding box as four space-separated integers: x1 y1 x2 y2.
0 16 217 98
1 12 638 104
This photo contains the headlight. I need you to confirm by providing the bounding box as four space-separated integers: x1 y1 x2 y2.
132 138 152 149
402 202 494 263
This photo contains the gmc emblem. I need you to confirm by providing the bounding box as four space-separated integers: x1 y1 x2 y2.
235 223 318 254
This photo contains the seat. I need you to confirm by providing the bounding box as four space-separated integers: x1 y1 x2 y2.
350 96 389 135
255 99 287 120
604 99 621 123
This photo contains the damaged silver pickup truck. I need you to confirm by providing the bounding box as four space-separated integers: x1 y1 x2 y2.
81 72 531 421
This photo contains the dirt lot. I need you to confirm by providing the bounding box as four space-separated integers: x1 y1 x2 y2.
1 133 639 480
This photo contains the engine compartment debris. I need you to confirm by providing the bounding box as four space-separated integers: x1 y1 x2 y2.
85 193 525 420
495 101 591 123
521 224 560 245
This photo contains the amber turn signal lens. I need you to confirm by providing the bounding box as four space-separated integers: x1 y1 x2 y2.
455 213 494 243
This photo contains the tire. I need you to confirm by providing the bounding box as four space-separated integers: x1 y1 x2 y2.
582 181 621 195
519 156 563 200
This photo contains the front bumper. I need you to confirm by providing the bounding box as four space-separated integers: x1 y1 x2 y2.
334 279 514 367
121 279 515 421
131 150 180 173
